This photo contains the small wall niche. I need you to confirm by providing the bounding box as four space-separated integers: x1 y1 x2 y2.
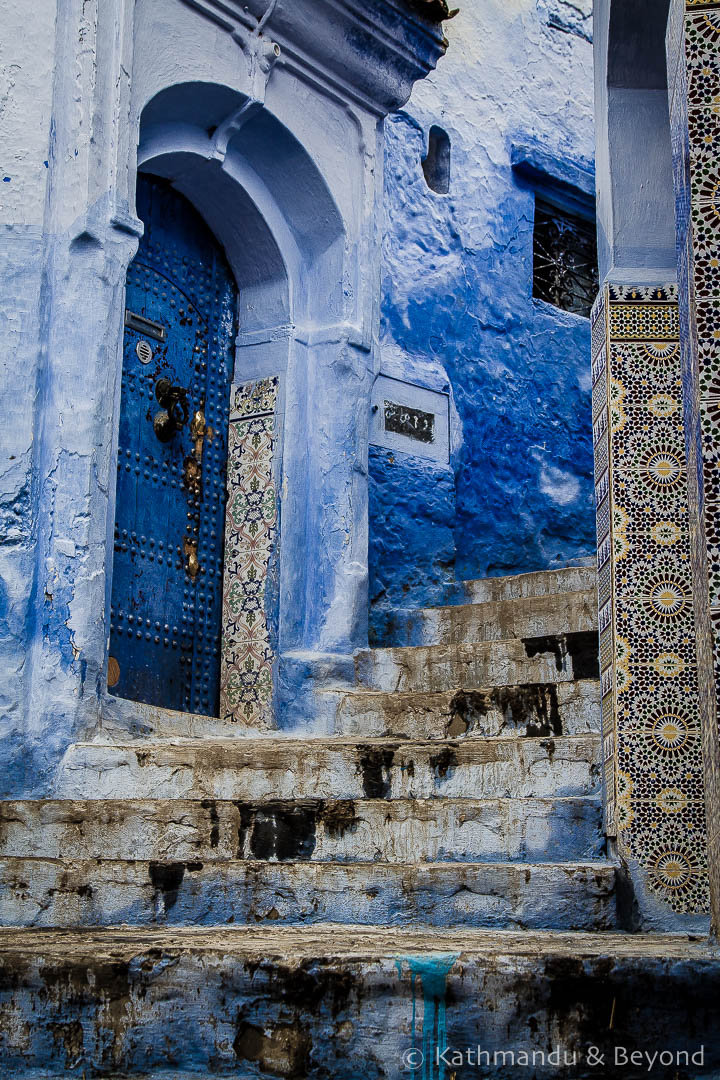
422 125 451 194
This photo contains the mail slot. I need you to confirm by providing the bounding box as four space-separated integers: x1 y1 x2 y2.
124 309 167 342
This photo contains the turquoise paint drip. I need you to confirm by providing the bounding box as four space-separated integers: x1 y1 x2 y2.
395 954 459 1080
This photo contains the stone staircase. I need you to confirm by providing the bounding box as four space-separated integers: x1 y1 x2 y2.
0 566 612 932
1 566 719 1076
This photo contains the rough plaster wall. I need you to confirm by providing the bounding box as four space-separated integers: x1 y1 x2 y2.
0 0 57 793
368 445 455 640
538 0 593 42
374 0 596 603
0 0 55 224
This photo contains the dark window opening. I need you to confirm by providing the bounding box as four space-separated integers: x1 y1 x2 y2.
533 197 598 318
422 125 451 194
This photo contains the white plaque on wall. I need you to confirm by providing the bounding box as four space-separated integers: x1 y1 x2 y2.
370 375 450 464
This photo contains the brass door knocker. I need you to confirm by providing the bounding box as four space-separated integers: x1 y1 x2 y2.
153 378 189 442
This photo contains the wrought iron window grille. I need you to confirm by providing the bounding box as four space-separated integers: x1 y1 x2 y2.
532 196 598 318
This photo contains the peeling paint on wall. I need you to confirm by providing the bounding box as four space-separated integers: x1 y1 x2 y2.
538 0 593 42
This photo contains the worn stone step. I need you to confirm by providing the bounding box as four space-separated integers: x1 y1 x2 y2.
372 589 597 648
97 675 601 746
354 631 599 693
0 857 617 930
0 796 604 864
443 564 598 606
2 926 717 1080
56 735 601 801
329 678 601 739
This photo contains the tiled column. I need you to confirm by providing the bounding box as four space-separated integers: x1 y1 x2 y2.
592 284 709 917
668 0 720 930
220 377 279 729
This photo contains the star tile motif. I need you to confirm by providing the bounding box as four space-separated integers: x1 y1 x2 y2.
592 283 709 914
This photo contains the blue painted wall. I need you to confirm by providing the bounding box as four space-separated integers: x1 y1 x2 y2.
370 0 596 627
368 446 455 643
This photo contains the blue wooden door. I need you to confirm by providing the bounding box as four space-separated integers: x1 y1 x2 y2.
109 174 236 715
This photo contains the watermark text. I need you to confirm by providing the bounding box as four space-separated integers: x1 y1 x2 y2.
401 1045 706 1072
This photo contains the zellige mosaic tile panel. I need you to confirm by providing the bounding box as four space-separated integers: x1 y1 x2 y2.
592 282 709 913
673 2 720 923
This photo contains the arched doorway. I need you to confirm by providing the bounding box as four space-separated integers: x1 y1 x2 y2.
109 174 237 716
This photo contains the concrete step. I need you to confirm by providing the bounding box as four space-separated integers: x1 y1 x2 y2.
329 677 601 739
1 926 717 1080
354 631 599 693
0 857 617 930
372 589 597 648
0 796 604 864
443 564 598 606
56 735 601 800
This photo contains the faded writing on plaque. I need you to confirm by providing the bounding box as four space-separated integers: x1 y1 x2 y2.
384 401 435 444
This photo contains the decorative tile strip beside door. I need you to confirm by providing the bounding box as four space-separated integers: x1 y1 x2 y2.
669 0 720 923
591 284 709 913
220 377 279 728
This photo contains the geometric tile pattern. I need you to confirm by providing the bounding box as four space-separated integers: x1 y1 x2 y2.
219 377 278 729
668 0 720 920
592 283 709 913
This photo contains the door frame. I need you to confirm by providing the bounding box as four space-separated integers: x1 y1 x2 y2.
10 0 446 798
101 81 366 738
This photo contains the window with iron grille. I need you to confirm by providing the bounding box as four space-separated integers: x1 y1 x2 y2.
532 197 598 318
